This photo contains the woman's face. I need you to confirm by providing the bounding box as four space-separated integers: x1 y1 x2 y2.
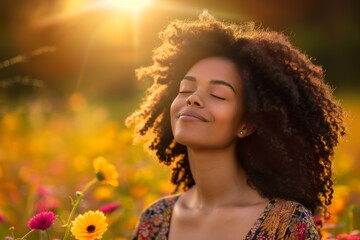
170 56 246 149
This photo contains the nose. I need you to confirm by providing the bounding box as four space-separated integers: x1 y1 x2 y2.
186 93 204 107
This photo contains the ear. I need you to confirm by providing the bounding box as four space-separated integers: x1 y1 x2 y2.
237 123 256 138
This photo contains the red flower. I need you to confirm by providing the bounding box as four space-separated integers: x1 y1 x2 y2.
99 202 121 214
27 211 56 230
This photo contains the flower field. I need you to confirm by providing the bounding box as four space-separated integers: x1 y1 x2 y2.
0 93 173 239
0 91 359 239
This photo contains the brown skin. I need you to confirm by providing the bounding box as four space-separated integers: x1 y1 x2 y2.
169 57 267 240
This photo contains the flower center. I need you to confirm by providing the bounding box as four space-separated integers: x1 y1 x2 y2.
96 172 105 181
87 225 96 233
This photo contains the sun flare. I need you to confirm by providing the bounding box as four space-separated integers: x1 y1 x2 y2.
102 0 153 12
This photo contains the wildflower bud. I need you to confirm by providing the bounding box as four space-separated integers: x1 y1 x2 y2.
76 191 83 198
99 202 121 214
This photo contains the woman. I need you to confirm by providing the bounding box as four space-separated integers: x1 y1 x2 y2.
126 11 345 240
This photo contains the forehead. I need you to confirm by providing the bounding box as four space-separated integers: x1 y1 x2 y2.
185 57 243 86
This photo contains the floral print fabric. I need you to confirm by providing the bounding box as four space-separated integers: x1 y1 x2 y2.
132 195 320 240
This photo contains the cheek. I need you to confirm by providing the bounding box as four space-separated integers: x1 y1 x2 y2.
215 105 239 122
214 104 244 130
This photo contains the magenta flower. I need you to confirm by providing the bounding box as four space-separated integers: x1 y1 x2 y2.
28 211 56 230
99 202 121 214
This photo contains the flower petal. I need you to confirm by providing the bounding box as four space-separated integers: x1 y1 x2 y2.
71 210 108 240
27 211 56 230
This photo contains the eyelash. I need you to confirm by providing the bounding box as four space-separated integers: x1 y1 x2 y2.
210 94 226 100
178 91 226 100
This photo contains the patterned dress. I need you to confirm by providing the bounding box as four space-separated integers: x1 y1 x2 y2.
132 195 320 240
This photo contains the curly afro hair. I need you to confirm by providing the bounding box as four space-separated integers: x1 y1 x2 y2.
126 12 345 215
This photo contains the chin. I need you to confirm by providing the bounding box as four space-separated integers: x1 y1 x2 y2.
174 134 202 148
174 135 222 149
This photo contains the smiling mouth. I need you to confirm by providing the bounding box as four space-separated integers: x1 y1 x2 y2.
177 111 208 122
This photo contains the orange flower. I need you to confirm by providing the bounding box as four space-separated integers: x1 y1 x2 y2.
71 211 108 240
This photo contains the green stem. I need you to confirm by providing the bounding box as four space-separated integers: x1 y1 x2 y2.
62 178 97 240
10 227 15 240
82 178 97 194
348 204 355 232
46 229 51 240
62 193 83 240
16 230 34 240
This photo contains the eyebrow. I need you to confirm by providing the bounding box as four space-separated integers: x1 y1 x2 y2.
182 76 236 93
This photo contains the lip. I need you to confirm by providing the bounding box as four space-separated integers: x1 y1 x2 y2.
177 110 208 122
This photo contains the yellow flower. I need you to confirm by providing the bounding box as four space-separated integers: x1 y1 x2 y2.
93 157 119 187
71 210 108 240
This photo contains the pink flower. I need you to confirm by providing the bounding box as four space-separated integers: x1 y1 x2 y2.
337 233 360 240
0 213 4 223
28 211 56 230
37 186 49 197
337 233 349 240
99 202 121 214
36 196 60 212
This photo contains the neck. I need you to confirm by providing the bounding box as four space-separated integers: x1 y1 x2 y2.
186 145 264 209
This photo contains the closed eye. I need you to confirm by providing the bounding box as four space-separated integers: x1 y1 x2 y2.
179 91 193 94
210 94 226 100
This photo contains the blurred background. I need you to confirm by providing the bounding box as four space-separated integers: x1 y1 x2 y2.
0 0 359 239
